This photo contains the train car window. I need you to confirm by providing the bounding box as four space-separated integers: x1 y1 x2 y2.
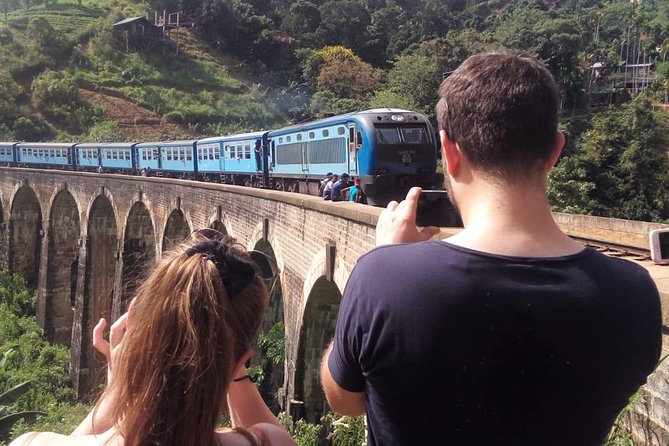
50 149 55 158
125 150 130 160
279 137 283 144
297 134 302 141
178 148 184 161
375 126 401 144
153 149 159 160
245 143 251 159
400 126 429 144
309 132 315 139
356 132 362 147
338 127 345 135
187 149 192 161
112 150 118 160
93 151 98 159
306 138 346 164
143 150 147 161
214 148 220 160
287 136 292 143
322 129 329 137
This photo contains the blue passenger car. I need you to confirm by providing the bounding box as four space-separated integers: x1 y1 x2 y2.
267 109 439 203
0 143 16 164
135 140 197 177
16 143 76 169
76 143 136 172
196 131 267 184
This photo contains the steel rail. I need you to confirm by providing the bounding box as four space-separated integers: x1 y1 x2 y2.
569 235 651 261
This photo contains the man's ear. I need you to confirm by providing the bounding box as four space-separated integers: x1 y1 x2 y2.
440 129 461 177
547 130 566 171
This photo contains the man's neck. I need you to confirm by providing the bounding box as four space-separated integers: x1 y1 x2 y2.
446 180 583 258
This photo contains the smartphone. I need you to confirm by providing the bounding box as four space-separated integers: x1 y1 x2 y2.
649 228 669 264
415 190 463 228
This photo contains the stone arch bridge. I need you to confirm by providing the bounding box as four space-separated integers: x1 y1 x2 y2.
0 167 387 421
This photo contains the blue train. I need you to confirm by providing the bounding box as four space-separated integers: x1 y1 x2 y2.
0 109 440 206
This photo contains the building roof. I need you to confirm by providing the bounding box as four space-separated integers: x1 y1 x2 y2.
113 16 151 27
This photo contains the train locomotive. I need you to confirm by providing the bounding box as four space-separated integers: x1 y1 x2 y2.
0 108 441 206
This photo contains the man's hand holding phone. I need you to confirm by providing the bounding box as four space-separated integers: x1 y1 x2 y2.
376 187 440 246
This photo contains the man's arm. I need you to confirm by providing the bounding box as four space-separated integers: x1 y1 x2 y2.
320 342 366 417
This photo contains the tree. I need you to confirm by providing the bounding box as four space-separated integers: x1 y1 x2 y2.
281 0 320 37
549 95 669 221
370 50 440 116
314 1 371 58
316 58 377 100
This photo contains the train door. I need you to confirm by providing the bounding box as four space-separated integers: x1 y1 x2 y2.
348 124 359 175
68 146 75 170
300 132 308 175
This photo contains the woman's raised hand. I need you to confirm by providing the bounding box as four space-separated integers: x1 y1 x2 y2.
93 298 136 385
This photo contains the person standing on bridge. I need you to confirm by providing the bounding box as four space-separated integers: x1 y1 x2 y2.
320 50 662 446
12 233 296 446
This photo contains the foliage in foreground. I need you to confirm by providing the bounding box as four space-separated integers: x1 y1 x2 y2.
0 269 81 442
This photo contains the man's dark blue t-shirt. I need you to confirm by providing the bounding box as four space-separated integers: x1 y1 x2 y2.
329 241 662 446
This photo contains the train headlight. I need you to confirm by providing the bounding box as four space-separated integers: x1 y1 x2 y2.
390 114 405 122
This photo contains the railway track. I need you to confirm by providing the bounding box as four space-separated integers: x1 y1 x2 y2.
569 235 651 261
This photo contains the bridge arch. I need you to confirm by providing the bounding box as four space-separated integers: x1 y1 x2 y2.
249 232 286 412
207 207 232 236
45 188 81 345
9 185 43 285
293 251 349 422
80 193 118 395
121 200 156 306
162 208 191 253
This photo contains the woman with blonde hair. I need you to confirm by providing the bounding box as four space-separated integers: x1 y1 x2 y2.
12 233 296 446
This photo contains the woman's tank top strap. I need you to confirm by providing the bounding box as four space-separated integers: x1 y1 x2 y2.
231 426 265 446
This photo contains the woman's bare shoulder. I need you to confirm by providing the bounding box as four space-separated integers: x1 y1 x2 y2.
250 423 297 446
10 430 121 446
215 424 296 446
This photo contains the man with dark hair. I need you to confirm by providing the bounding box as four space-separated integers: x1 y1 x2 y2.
331 173 350 201
321 50 662 445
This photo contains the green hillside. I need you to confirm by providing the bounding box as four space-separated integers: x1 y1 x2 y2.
0 0 284 141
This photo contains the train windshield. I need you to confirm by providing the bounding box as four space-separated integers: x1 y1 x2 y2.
375 125 430 145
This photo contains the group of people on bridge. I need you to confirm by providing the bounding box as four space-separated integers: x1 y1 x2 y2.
320 173 364 203
12 50 661 446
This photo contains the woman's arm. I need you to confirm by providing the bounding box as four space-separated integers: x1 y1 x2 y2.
226 367 282 429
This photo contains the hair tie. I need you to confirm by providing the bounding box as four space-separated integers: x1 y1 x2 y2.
185 240 258 298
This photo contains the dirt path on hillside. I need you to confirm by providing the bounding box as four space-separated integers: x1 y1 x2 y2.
80 89 194 141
